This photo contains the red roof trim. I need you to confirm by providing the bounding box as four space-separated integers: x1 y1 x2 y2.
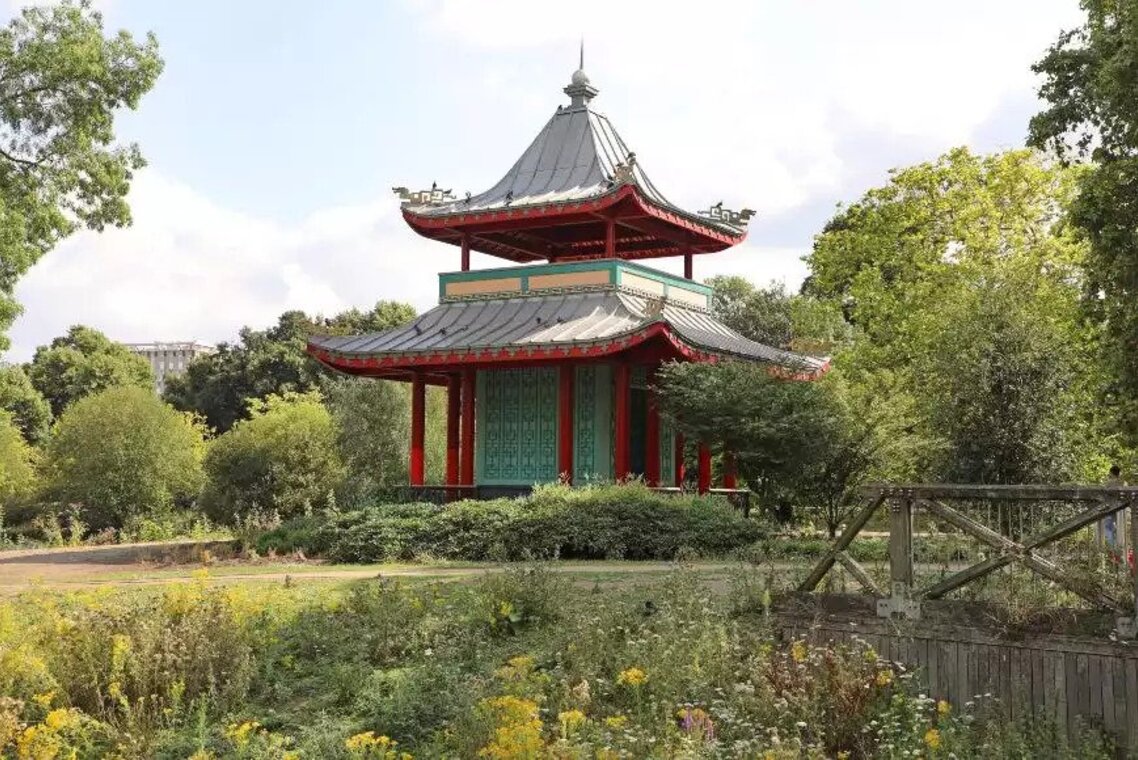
400 186 746 258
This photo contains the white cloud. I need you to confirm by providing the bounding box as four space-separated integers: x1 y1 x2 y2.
4 171 443 361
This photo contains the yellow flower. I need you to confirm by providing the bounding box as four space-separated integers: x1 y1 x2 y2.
558 709 586 733
863 647 878 663
604 715 628 729
616 667 647 687
42 708 76 732
31 692 54 709
507 655 534 671
790 640 808 664
924 727 941 751
188 752 215 760
225 720 262 748
837 752 851 760
937 699 951 716
874 669 893 687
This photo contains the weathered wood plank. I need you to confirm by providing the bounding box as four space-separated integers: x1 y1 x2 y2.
863 483 1138 501
1075 653 1090 723
1126 658 1138 753
799 493 884 592
834 550 882 596
1090 655 1105 733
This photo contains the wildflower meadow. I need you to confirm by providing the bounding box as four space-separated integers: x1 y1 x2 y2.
0 566 1119 759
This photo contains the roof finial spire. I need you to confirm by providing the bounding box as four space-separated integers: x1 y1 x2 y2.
565 39 598 108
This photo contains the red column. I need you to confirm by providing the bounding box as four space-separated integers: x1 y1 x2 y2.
614 363 631 480
674 433 686 488
645 384 660 486
558 364 575 482
605 217 616 258
461 233 471 272
446 375 460 486
410 373 426 486
684 253 693 280
723 452 737 489
460 369 475 487
697 442 712 494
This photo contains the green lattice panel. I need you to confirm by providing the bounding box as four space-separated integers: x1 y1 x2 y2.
659 415 675 486
573 365 612 483
477 368 558 485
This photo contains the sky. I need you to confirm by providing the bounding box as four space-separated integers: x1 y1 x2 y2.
3 0 1087 361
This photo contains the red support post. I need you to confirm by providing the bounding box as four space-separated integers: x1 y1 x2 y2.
723 452 737 489
614 363 631 480
697 441 712 494
461 233 471 272
558 364 574 483
460 369 476 486
605 217 616 258
684 253 693 280
645 384 660 486
446 375 460 487
410 373 426 486
674 433 686 488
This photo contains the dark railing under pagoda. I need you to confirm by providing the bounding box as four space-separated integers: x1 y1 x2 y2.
799 484 1138 638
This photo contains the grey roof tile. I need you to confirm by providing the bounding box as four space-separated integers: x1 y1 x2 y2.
310 290 825 374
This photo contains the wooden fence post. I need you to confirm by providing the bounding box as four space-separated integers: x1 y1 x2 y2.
1121 496 1138 639
878 494 920 620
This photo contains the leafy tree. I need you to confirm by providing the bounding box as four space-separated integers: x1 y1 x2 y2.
200 392 344 523
707 276 794 348
0 411 37 507
1029 0 1138 445
26 325 154 417
0 363 51 444
655 360 834 517
165 302 415 433
708 275 849 354
806 148 1112 482
796 372 927 537
44 386 205 531
0 1 163 350
326 377 409 506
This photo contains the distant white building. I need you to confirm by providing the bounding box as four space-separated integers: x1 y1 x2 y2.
125 342 215 394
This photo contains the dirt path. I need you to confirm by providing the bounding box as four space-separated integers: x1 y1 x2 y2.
0 542 750 593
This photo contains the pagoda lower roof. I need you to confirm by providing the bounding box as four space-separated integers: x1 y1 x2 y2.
307 288 827 380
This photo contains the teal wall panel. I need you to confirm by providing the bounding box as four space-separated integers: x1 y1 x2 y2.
574 365 612 483
659 416 675 486
475 368 559 485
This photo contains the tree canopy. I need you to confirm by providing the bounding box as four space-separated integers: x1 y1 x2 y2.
804 147 1114 483
26 325 154 417
0 1 163 350
0 363 51 444
0 411 36 507
1029 0 1138 446
164 302 415 433
44 385 205 530
199 392 344 523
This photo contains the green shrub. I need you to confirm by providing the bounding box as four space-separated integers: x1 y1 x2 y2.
263 483 767 563
44 386 206 531
200 392 344 524
0 411 37 507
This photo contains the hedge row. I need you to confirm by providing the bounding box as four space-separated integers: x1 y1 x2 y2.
257 482 766 563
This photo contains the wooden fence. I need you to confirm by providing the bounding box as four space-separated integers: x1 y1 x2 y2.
799 484 1138 638
776 596 1138 753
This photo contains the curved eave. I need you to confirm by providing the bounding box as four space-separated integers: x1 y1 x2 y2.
307 323 825 381
401 185 746 261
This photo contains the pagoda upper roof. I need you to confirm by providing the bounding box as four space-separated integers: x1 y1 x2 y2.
395 64 755 263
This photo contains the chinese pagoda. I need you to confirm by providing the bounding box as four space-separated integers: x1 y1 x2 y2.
308 60 827 496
